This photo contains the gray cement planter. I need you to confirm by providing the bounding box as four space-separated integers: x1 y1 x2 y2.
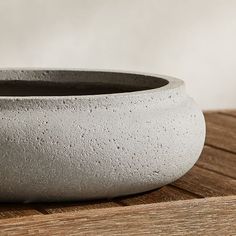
0 70 205 202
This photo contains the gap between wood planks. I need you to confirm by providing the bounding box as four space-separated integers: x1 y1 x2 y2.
195 146 236 179
195 162 236 179
204 111 236 153
219 110 236 118
205 144 236 155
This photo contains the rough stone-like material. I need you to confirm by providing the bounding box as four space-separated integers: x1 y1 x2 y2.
0 70 205 202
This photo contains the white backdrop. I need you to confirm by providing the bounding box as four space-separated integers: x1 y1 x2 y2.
0 0 235 110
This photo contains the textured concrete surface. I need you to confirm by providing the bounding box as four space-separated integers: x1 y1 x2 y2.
0 70 205 202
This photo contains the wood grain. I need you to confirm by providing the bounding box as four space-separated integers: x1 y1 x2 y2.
37 200 120 214
0 204 41 219
0 196 235 236
172 165 236 197
34 186 197 213
196 146 236 178
204 112 236 153
220 110 236 118
116 185 199 206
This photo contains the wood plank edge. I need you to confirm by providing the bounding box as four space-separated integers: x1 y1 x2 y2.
168 184 203 198
1 196 236 236
218 111 236 118
195 163 236 180
205 143 236 155
0 195 235 223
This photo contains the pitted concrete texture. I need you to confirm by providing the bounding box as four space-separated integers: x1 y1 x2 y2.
0 70 205 202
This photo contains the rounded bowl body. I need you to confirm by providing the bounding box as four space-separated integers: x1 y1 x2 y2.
0 70 205 202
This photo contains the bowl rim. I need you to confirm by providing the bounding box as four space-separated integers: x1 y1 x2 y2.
0 69 184 100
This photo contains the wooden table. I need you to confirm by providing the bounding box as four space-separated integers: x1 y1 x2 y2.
0 111 235 235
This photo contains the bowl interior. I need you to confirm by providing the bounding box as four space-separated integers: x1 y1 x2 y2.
0 70 169 96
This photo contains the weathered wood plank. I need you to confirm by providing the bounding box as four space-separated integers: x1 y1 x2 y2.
0 196 235 236
196 146 236 179
172 165 236 197
38 200 120 214
0 204 41 219
116 185 199 206
204 112 236 153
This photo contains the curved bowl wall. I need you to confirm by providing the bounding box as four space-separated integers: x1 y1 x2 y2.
0 70 205 202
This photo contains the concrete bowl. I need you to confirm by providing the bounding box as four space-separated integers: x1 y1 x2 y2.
0 70 205 202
